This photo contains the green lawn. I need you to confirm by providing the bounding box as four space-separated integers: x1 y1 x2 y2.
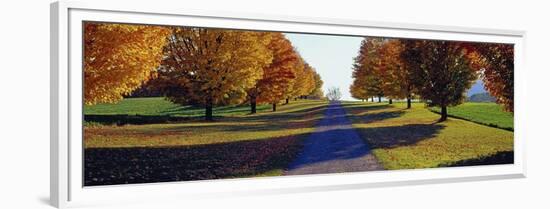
342 101 514 170
429 102 513 131
84 97 272 117
84 98 328 185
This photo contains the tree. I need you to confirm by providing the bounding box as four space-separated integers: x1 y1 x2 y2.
350 80 368 101
350 38 385 103
289 57 316 101
376 39 415 108
307 71 325 100
83 23 171 105
467 43 514 112
326 87 342 101
248 33 298 113
158 27 272 120
402 40 478 122
302 63 317 99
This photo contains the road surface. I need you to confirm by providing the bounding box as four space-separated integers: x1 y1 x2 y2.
284 102 383 175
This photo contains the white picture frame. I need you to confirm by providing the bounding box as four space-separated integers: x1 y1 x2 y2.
50 1 526 208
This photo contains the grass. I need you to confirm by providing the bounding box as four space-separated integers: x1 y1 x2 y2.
342 101 514 170
84 97 515 184
84 97 272 117
429 102 513 131
84 98 328 185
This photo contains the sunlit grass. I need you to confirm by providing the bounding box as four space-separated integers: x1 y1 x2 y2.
429 102 513 131
342 101 514 170
84 99 327 148
84 97 273 117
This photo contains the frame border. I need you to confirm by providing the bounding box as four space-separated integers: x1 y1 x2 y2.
51 1 526 208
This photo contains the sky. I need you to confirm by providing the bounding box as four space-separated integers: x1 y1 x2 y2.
284 33 486 100
285 33 363 101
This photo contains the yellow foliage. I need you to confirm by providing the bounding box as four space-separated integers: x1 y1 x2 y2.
255 33 299 104
84 23 170 105
289 57 316 98
159 28 273 107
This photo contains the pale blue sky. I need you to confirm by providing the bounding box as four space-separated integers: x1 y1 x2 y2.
285 33 363 101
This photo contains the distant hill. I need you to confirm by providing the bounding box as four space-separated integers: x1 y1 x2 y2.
468 92 496 102
467 79 486 97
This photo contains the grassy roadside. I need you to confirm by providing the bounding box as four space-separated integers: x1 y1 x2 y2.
84 97 273 117
429 102 513 131
84 97 274 126
84 99 328 185
342 101 513 170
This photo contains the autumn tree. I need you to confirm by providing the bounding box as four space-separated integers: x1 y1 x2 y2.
289 57 316 101
302 63 317 99
158 27 272 120
376 39 415 108
466 43 514 112
283 58 302 102
248 33 298 113
307 71 325 100
350 38 385 103
350 80 368 101
402 40 477 122
83 23 171 105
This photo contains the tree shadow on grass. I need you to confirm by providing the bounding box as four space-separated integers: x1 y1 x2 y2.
340 103 391 113
84 133 311 186
84 114 201 126
349 110 405 124
84 103 328 126
359 124 445 149
439 151 514 167
158 104 272 116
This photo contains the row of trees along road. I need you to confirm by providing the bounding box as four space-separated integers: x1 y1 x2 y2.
350 37 514 122
84 23 324 121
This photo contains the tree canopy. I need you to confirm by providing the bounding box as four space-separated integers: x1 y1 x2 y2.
249 33 298 113
402 40 478 121
83 23 171 105
350 38 385 102
158 28 273 120
466 43 514 112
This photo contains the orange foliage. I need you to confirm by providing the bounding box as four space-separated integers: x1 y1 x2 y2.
158 27 273 119
467 44 514 112
253 33 298 105
84 23 170 105
376 39 413 100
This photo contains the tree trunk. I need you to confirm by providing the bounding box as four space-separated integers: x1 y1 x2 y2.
304 95 308 99
406 86 412 109
205 100 213 121
439 105 448 122
285 98 289 104
294 97 298 101
371 97 374 102
250 96 257 114
272 103 277 112
378 96 382 103
389 99 393 104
